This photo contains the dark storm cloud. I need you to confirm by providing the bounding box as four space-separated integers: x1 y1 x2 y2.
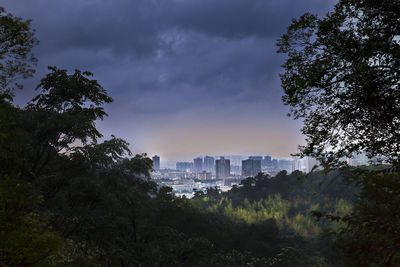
167 0 332 39
4 0 335 110
3 0 336 157
93 33 282 115
5 0 334 57
7 0 161 58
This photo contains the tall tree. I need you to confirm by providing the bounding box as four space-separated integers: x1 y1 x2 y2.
278 1 400 265
277 0 400 167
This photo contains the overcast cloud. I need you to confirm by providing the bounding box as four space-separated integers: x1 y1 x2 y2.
3 0 336 161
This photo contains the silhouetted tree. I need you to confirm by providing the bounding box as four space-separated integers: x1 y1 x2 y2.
277 0 400 167
278 1 400 265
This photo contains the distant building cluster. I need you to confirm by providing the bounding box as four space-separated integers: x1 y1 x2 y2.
152 154 321 179
152 153 373 179
150 152 372 198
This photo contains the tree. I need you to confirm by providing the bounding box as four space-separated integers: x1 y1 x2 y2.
0 6 37 175
277 0 400 167
278 1 400 265
23 66 113 180
27 66 113 147
0 7 38 97
0 10 62 265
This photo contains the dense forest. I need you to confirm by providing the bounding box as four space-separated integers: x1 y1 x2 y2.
1 0 400 266
0 86 373 266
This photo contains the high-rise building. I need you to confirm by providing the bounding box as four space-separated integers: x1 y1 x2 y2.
203 156 215 173
262 155 272 167
305 157 319 173
249 156 263 161
176 162 194 172
194 157 203 173
152 155 160 170
291 157 302 172
216 157 230 179
242 159 261 177
279 159 292 173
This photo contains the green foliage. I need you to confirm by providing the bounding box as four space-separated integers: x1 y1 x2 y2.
0 97 25 176
337 172 400 266
277 0 400 167
122 153 154 178
190 170 358 265
73 135 131 169
0 177 61 266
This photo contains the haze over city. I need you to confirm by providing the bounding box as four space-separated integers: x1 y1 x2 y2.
5 0 336 161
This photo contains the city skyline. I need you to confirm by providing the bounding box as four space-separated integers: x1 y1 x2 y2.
159 153 296 169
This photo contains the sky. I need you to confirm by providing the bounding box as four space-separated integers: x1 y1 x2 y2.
3 0 336 162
